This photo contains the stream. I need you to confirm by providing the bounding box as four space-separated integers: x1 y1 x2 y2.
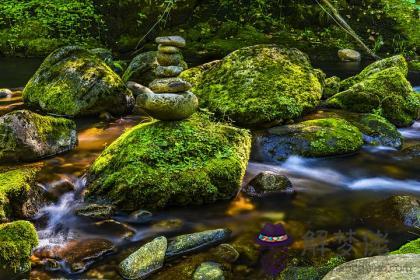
0 58 419 279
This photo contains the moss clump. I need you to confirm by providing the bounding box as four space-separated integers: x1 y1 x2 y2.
22 46 133 117
86 114 251 211
0 110 77 162
182 45 322 127
340 55 408 90
326 66 419 127
0 220 38 273
0 165 43 221
260 118 363 161
323 76 341 99
390 238 420 255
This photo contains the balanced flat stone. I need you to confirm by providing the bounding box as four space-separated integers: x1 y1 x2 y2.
155 65 183 78
118 236 167 280
149 77 192 93
158 45 180 54
136 91 198 121
155 36 186 48
157 52 183 66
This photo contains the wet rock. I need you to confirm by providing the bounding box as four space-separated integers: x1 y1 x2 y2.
322 254 420 280
23 46 133 117
75 203 115 219
242 171 293 197
119 236 167 279
46 177 75 200
399 144 420 160
156 36 186 48
0 88 12 98
127 81 154 97
34 238 115 274
92 220 135 240
152 218 184 231
166 228 231 258
338 49 361 62
122 51 159 85
181 45 322 127
231 232 260 266
0 110 77 163
361 195 420 230
210 244 239 263
0 164 45 221
128 209 153 224
252 118 363 162
193 262 224 280
155 65 184 77
0 221 38 274
149 77 192 93
323 76 341 99
86 114 251 211
135 91 198 120
157 52 184 66
158 45 180 54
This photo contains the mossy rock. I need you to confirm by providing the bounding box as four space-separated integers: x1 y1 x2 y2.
340 55 409 90
181 45 322 127
22 46 133 117
326 66 419 127
323 76 341 99
0 164 45 221
0 220 38 274
252 118 363 162
0 110 77 162
390 238 420 255
86 114 251 210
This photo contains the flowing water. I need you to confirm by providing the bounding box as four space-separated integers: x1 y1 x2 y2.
0 58 419 279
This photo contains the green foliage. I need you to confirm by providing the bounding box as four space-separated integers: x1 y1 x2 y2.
390 238 420 254
0 0 104 56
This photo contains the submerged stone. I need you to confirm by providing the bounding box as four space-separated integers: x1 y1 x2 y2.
193 262 225 280
75 203 115 219
166 228 232 258
252 118 363 162
149 77 192 93
86 114 251 211
135 91 198 120
0 164 45 221
242 171 293 197
156 36 186 48
0 110 77 162
0 220 38 274
23 46 133 117
119 236 167 280
181 45 322 127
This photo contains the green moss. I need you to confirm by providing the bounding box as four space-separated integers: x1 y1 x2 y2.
340 55 408 90
323 76 341 99
326 66 419 127
408 60 420 71
86 113 251 210
22 46 132 117
0 220 38 273
182 45 322 127
0 165 42 221
390 238 420 255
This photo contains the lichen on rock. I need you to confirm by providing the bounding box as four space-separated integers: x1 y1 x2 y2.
86 114 251 210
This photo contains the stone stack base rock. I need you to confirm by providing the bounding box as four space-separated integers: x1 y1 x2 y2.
137 36 198 121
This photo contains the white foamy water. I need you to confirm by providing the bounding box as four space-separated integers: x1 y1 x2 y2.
399 121 420 139
349 178 420 192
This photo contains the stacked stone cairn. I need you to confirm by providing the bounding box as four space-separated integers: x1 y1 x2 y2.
137 36 198 121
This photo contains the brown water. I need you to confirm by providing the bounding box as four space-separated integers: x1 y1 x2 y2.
0 63 419 280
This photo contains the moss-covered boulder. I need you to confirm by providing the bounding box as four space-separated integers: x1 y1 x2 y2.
0 110 77 162
340 55 408 90
122 51 159 85
22 46 133 117
323 76 341 99
390 238 420 255
86 114 251 210
0 164 45 222
252 118 363 162
326 67 419 127
180 45 323 127
0 220 38 274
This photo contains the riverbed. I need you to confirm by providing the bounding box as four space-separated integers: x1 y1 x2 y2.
1 58 419 279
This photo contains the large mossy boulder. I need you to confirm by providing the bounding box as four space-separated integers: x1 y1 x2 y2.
86 114 251 210
180 45 323 127
252 118 363 162
0 220 38 274
122 51 159 85
326 66 419 127
0 110 77 162
22 46 133 117
0 164 45 222
390 238 420 255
